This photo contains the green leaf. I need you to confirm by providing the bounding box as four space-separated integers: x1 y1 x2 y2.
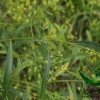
67 46 79 69
67 83 75 100
67 54 76 70
86 30 92 41
9 87 28 100
72 41 100 53
55 24 67 40
45 10 53 16
2 41 13 99
39 51 51 99
14 23 30 36
67 83 79 100
82 97 92 100
89 62 100 75
62 53 88 63
11 59 34 78
79 71 100 86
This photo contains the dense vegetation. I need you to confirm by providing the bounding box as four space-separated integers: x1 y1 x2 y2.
0 0 100 100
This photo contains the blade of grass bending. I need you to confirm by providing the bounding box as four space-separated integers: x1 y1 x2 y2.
72 41 100 54
39 51 51 100
79 71 100 86
2 41 13 99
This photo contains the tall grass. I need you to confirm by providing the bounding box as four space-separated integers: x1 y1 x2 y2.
0 0 100 100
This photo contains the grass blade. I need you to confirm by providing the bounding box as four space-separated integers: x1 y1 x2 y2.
9 88 28 100
89 62 100 75
86 30 92 41
67 54 76 70
14 23 30 36
2 41 13 99
39 51 51 100
67 83 74 100
11 59 34 78
72 41 100 53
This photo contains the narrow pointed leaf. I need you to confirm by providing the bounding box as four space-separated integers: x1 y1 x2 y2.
67 83 74 100
39 51 51 99
67 54 76 69
2 41 13 99
79 72 100 86
86 30 92 41
72 41 100 53
68 46 79 69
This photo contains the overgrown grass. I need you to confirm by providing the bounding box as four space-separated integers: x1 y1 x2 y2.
0 0 100 100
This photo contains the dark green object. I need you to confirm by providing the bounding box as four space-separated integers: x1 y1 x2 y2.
72 0 83 9
79 71 100 86
2 41 13 99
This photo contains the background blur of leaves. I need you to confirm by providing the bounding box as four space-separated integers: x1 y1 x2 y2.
0 0 100 100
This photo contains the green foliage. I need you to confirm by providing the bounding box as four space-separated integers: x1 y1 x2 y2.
73 41 100 54
39 50 51 99
0 0 100 100
79 71 100 86
2 41 13 99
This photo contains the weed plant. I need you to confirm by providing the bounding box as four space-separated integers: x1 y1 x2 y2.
0 0 100 100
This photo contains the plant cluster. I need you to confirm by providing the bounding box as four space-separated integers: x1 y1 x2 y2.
0 0 100 100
